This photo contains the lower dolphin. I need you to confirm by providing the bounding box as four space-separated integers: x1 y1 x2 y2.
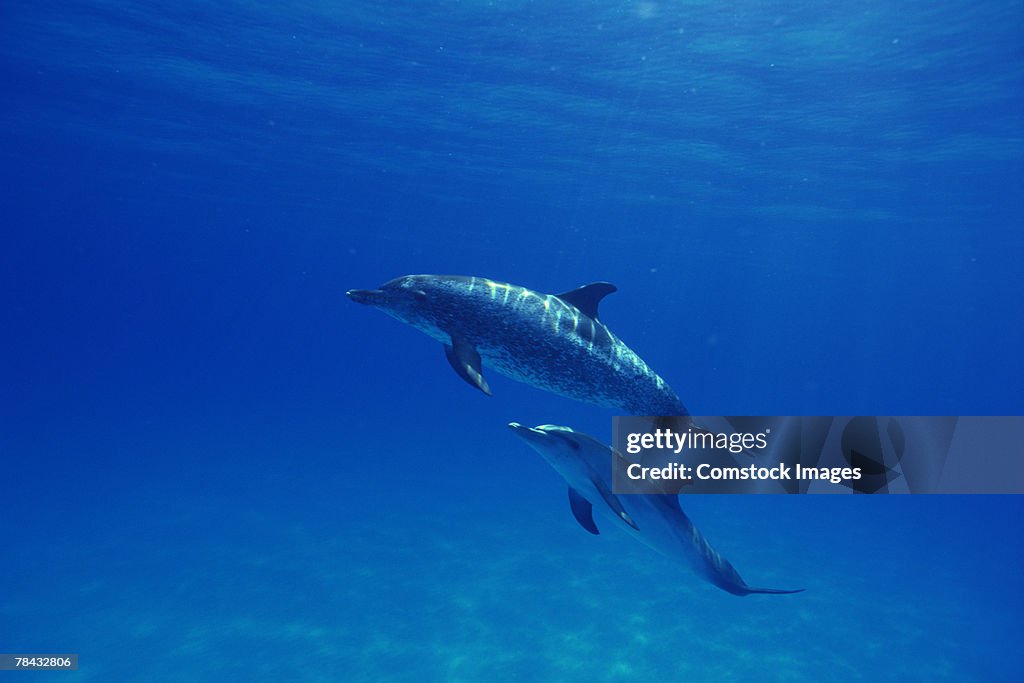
509 422 804 597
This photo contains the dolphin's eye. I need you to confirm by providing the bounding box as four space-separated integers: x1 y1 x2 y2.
413 290 428 302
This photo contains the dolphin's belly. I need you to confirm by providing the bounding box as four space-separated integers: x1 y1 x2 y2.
480 344 620 407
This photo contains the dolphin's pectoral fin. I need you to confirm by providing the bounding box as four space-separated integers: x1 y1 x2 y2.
555 282 617 321
444 336 492 396
590 476 639 531
568 487 600 535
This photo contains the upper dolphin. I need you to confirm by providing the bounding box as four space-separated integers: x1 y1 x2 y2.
347 275 688 416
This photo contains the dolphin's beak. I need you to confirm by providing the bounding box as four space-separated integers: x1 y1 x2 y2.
346 288 383 305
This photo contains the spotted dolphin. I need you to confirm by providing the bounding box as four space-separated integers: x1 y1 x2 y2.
508 422 804 596
347 275 688 416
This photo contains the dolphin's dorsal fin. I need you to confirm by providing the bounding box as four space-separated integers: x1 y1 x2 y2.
568 487 599 535
556 282 617 320
444 336 492 396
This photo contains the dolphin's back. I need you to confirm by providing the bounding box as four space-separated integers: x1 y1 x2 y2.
645 494 804 596
443 277 687 415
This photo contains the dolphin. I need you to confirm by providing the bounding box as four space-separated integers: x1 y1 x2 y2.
347 275 688 416
508 422 804 596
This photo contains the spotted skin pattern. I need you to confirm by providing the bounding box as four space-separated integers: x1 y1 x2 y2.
350 274 688 416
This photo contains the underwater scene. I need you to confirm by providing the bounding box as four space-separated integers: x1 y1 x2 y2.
2 1 1023 681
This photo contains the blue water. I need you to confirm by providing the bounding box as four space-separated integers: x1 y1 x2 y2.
2 1 1023 680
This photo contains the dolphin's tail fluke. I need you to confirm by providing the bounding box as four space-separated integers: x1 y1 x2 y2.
714 564 805 596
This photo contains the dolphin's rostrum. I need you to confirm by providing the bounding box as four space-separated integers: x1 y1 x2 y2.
509 422 804 596
348 274 688 416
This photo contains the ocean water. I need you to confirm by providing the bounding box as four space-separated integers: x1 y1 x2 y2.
2 1 1023 681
